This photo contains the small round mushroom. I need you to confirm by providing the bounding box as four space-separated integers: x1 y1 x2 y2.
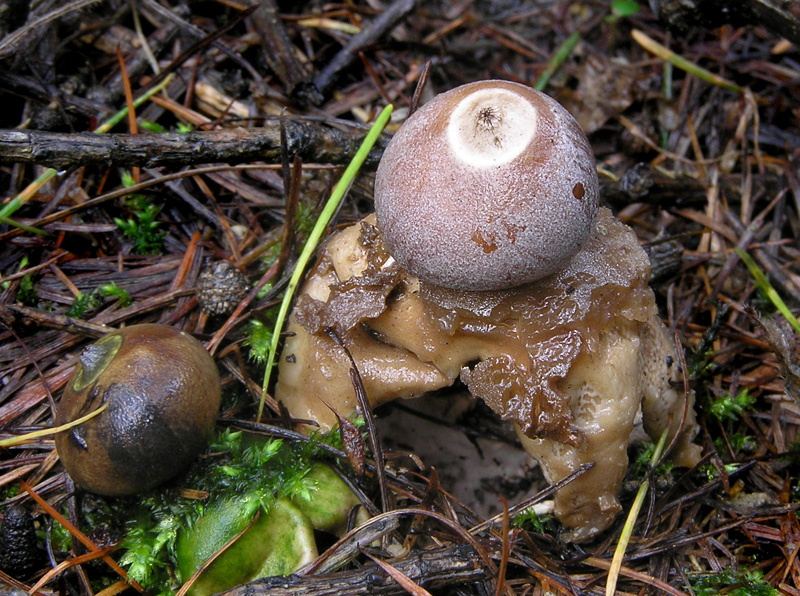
374 79 598 292
55 324 221 496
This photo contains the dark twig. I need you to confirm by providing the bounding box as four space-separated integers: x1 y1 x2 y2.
469 463 595 534
219 418 348 460
250 0 310 96
326 328 390 513
301 515 402 575
139 0 261 82
219 544 486 596
0 165 287 245
0 71 110 120
0 0 104 59
653 0 800 45
143 6 258 93
0 124 388 170
0 303 109 338
291 0 419 107
409 60 432 116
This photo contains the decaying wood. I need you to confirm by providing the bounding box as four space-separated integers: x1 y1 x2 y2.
219 545 487 596
653 0 800 44
0 124 388 170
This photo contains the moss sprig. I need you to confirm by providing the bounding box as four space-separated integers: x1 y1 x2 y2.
117 427 345 593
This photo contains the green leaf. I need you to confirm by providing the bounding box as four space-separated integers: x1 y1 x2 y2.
611 0 640 18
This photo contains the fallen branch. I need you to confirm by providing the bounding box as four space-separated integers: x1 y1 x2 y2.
218 545 487 596
652 0 800 44
0 122 388 170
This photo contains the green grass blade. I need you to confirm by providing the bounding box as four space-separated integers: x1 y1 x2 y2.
534 31 580 92
606 427 669 596
258 104 394 421
0 215 48 235
735 247 800 334
632 29 743 93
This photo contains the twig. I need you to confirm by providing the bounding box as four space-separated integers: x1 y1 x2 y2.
327 328 390 513
20 480 144 592
585 556 690 596
0 0 104 59
0 74 175 223
292 0 418 107
0 123 388 170
251 0 310 95
143 6 257 92
139 0 261 82
302 515 401 575
218 544 485 596
651 0 800 46
0 164 295 244
469 463 594 534
218 418 347 460
0 303 109 337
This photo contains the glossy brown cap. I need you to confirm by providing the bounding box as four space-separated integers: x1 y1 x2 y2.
55 324 220 496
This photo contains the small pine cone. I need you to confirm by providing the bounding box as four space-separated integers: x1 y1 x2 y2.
196 261 250 316
0 506 40 578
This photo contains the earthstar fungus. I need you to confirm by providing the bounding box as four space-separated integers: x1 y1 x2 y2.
56 324 221 496
276 80 701 540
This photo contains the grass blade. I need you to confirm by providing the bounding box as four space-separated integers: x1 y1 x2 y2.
258 104 394 421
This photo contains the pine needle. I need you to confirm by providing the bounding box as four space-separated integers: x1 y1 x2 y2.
632 29 743 94
0 401 108 447
534 31 580 92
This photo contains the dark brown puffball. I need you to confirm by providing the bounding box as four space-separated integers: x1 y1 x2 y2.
55 324 221 496
374 80 598 292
